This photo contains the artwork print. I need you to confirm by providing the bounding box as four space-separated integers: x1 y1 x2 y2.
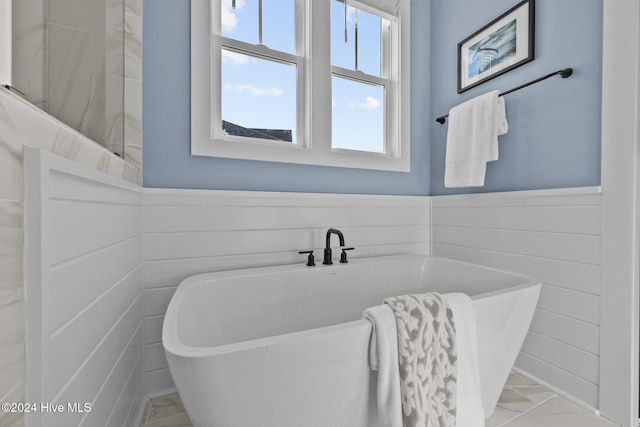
458 0 534 93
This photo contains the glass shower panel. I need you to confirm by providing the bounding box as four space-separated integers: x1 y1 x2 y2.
47 0 125 156
12 0 125 157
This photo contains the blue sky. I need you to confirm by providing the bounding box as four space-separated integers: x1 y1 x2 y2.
220 0 385 153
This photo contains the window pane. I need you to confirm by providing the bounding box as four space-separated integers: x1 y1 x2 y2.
331 0 382 77
222 49 296 143
221 0 295 54
332 76 384 153
262 0 295 53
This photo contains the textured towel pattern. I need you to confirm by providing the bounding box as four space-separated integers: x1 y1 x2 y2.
384 293 457 427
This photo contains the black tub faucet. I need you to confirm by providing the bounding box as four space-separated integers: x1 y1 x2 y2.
323 228 345 265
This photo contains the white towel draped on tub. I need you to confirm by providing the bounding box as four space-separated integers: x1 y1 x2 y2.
445 90 508 188
364 292 484 427
444 293 485 427
363 305 403 427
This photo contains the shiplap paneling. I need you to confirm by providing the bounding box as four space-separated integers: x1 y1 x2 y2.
432 225 600 265
429 245 600 295
431 187 602 409
142 189 431 395
24 149 145 427
530 308 600 355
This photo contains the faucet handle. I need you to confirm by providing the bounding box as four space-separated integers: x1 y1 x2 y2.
339 247 355 264
298 250 316 266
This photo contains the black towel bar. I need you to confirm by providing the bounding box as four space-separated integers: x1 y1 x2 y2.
435 68 573 124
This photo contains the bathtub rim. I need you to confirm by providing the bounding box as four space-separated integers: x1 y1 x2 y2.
162 255 540 358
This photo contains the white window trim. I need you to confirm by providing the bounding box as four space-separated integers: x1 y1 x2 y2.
191 0 410 172
213 38 306 147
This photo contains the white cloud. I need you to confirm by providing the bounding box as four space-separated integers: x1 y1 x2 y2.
332 98 337 107
221 0 245 33
224 83 284 97
358 96 380 111
221 50 249 65
344 96 381 111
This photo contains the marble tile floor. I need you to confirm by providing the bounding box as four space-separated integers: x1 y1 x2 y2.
141 371 620 427
486 372 619 427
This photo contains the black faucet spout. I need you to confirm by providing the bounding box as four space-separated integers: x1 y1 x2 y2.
323 228 345 265
326 228 345 248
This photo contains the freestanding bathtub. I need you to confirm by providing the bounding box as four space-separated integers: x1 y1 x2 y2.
162 255 541 427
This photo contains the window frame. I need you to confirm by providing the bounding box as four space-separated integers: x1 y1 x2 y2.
215 39 305 147
191 0 410 172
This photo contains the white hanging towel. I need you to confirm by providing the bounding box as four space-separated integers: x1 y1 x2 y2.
444 90 508 188
444 293 485 427
363 304 403 427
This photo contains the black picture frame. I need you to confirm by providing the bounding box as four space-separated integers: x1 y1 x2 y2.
457 0 535 93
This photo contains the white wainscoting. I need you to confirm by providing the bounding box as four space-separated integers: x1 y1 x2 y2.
24 149 145 427
431 187 602 409
142 188 431 395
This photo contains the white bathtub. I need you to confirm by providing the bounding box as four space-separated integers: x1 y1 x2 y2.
162 255 541 427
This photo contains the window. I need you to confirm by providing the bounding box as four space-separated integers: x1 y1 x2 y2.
217 0 302 145
331 0 388 154
191 0 410 171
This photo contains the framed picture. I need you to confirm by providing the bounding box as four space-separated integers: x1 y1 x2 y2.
458 0 535 93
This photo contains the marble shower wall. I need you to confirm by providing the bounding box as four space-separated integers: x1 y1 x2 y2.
124 0 143 169
0 200 24 427
11 0 47 110
47 0 125 155
11 0 143 167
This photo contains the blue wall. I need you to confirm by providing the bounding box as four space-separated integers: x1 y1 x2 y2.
429 0 602 195
143 0 431 195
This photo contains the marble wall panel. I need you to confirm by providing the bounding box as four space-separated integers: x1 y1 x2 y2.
105 75 125 154
107 36 125 78
46 24 125 156
47 24 108 147
0 88 141 199
13 0 140 166
124 12 142 81
124 0 143 163
11 0 47 109
124 78 142 169
0 200 22 299
48 0 107 35
0 200 24 426
125 0 143 17
0 107 24 199
106 0 125 40
0 380 25 427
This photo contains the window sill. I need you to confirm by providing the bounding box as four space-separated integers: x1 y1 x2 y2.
191 135 410 172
